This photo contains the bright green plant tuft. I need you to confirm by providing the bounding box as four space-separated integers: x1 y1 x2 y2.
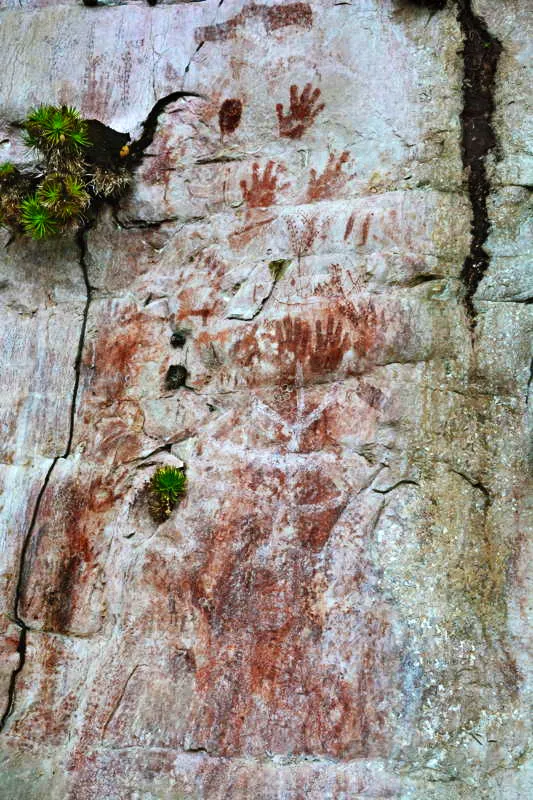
0 104 132 240
20 195 58 240
148 465 187 522
0 162 16 177
24 105 91 154
37 173 90 220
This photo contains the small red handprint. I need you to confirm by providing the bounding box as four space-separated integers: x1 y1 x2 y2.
240 161 289 208
313 316 351 373
276 83 325 139
306 151 352 201
274 315 350 381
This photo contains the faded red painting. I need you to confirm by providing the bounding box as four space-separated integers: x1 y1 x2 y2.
240 161 289 208
307 151 352 201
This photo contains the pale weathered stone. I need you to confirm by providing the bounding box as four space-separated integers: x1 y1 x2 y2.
0 1 531 799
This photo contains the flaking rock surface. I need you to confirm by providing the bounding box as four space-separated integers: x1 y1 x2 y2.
0 1 531 798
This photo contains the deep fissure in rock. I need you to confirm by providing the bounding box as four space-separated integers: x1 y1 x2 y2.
65 226 93 459
0 458 57 731
0 225 93 732
130 90 202 162
457 0 502 327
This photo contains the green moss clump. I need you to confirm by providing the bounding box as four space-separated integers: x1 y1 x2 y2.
148 465 187 522
0 104 131 240
20 195 58 239
36 173 90 220
24 105 90 165
0 162 16 177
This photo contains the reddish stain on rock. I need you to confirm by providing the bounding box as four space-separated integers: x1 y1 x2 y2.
218 98 243 135
10 640 85 745
359 212 372 246
21 476 117 634
286 213 322 257
357 380 386 410
228 215 276 250
295 498 346 550
196 3 312 43
142 128 175 187
274 315 351 383
88 308 152 405
316 264 386 362
306 151 352 202
344 212 356 241
266 3 313 31
175 252 228 325
131 443 400 759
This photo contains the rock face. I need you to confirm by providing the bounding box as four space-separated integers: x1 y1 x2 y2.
0 1 531 798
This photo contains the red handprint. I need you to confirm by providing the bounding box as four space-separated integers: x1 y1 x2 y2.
276 83 325 139
275 315 350 381
240 161 289 207
306 151 352 201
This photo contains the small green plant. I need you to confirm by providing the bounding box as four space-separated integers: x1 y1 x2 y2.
0 104 131 240
20 195 58 239
148 465 187 522
36 173 90 220
25 105 91 161
0 162 16 177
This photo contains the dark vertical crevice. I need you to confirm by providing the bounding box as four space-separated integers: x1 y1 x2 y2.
64 224 93 459
0 224 93 733
129 91 203 162
0 627 27 733
184 42 204 77
0 457 57 732
457 0 502 329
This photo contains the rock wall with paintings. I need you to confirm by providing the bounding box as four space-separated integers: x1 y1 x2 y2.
0 1 531 798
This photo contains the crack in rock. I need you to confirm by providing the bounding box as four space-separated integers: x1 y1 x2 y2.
0 224 93 732
129 90 204 163
0 458 57 731
456 0 502 329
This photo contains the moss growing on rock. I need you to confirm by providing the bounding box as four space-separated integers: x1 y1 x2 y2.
148 465 187 522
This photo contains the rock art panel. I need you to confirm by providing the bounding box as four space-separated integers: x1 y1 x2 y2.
0 1 531 799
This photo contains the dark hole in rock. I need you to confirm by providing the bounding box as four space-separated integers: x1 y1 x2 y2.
457 0 502 327
165 365 189 390
170 330 188 348
84 120 131 168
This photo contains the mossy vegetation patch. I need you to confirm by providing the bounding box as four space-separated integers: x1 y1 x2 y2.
0 105 132 240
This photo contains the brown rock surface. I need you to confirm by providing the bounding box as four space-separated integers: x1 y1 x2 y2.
0 1 531 798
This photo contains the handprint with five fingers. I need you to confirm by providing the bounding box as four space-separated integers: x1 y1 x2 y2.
240 161 290 207
276 83 325 139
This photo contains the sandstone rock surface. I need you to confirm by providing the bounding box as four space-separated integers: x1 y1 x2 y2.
0 1 531 798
